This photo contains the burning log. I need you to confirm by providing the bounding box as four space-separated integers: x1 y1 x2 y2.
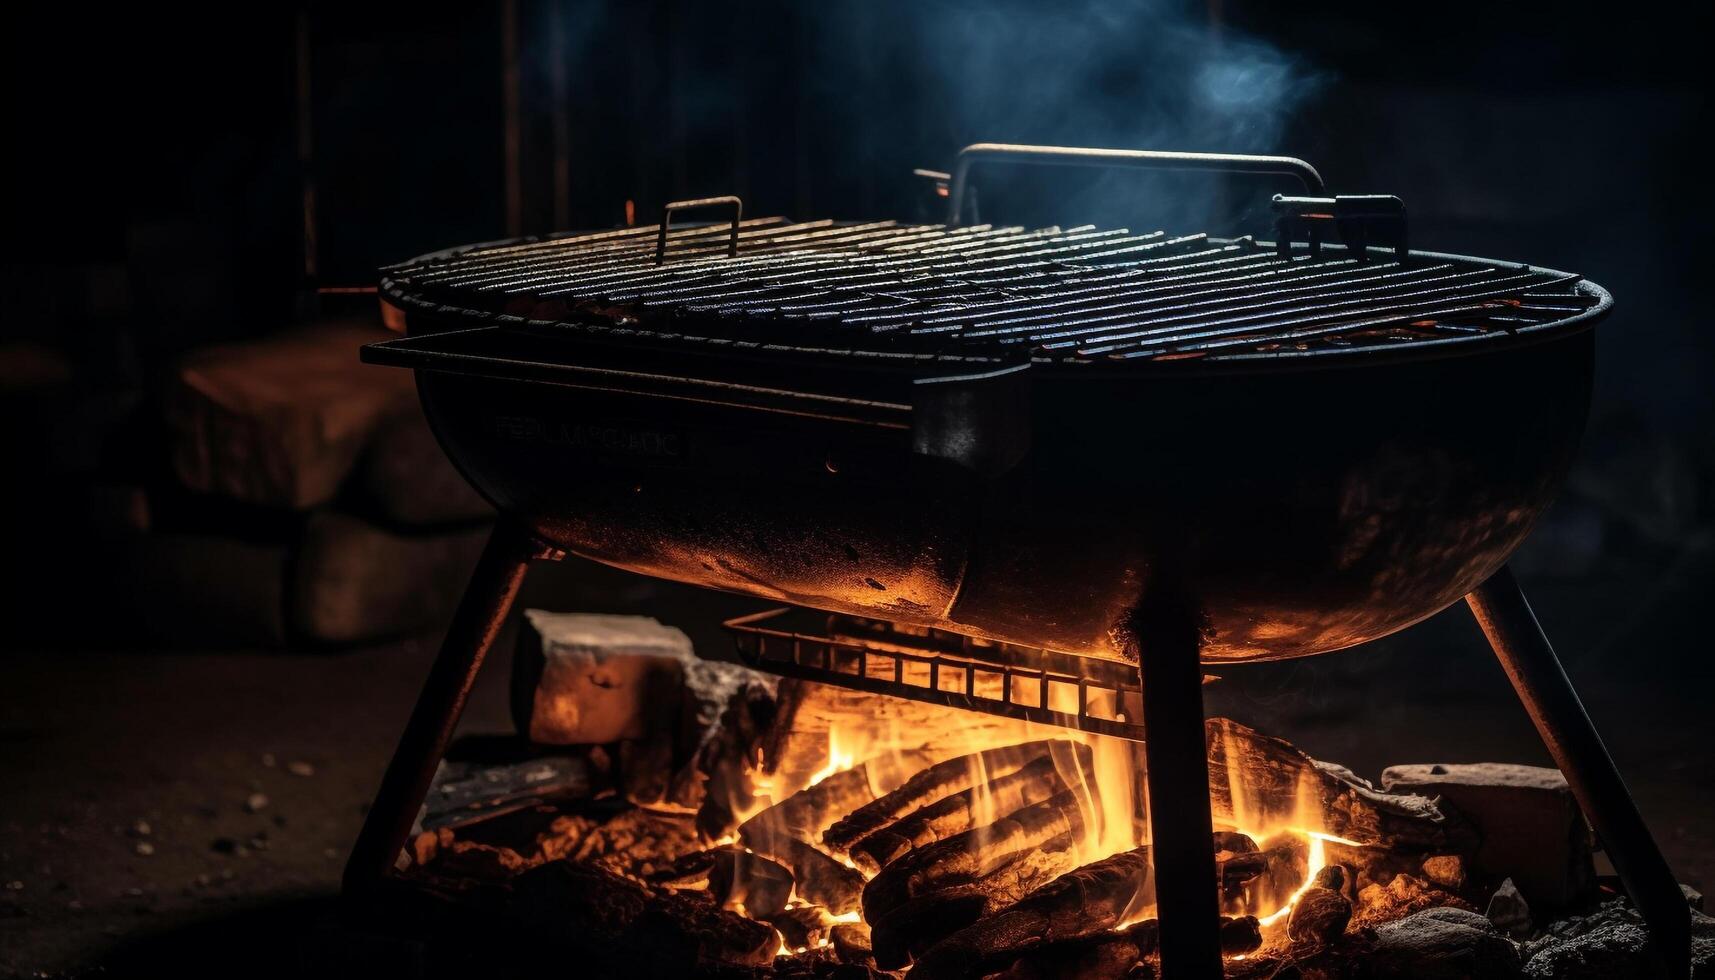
918 914 1261 980
829 921 874 966
735 754 936 916
707 847 794 919
767 905 836 951
905 846 1153 980
862 789 1087 923
739 750 935 847
736 829 864 915
1213 830 1268 899
850 748 1089 874
764 679 1054 798
866 825 1087 966
823 739 1063 854
1207 718 1465 852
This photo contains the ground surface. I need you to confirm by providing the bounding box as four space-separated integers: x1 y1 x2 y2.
2 542 1711 979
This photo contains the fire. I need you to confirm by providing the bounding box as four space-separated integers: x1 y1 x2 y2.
804 728 855 789
749 695 1354 961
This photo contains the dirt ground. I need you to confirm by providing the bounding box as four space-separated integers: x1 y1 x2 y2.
2 546 1710 979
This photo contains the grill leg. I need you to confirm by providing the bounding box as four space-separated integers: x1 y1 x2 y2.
342 518 548 896
1468 565 1691 978
1135 586 1224 980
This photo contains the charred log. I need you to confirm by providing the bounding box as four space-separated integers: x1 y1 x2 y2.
1207 718 1467 853
707 847 795 919
850 749 1088 874
829 921 874 966
867 886 990 971
906 846 1153 980
509 859 778 971
767 905 836 951
823 740 1063 854
737 828 864 915
862 789 1086 922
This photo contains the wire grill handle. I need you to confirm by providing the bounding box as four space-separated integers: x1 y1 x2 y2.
655 195 744 264
946 142 1326 227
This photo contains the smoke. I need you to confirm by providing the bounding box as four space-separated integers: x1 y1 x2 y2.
882 0 1327 231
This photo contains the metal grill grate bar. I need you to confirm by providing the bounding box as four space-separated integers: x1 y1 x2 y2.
382 216 1598 364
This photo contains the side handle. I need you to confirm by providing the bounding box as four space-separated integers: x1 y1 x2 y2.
946 142 1325 227
656 195 743 263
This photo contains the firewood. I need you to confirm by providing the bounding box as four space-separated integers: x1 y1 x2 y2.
869 833 1085 969
862 789 1087 923
1207 718 1466 853
976 919 1162 980
948 914 1258 980
850 747 1089 874
764 679 1060 794
906 846 1154 980
739 750 934 847
767 905 836 951
829 921 874 965
1213 830 1267 898
707 847 794 919
867 886 990 970
695 677 779 840
823 739 1062 854
510 859 779 971
736 827 864 915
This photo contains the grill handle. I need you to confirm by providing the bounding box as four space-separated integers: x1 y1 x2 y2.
655 195 743 263
946 143 1325 227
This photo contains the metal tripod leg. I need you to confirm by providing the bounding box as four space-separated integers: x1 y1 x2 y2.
343 518 550 896
1135 586 1224 979
1468 564 1690 978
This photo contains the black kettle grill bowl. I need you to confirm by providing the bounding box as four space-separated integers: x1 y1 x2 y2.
367 300 1599 664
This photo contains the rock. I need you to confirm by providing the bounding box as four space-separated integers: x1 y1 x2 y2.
1687 884 1705 913
512 610 772 811
1313 863 1348 892
1288 887 1352 947
1487 878 1532 936
286 760 314 778
244 792 269 814
1370 906 1521 979
134 842 154 857
1521 898 1715 979
290 511 491 644
1422 854 1468 891
1381 763 1593 911
165 320 415 510
511 612 696 745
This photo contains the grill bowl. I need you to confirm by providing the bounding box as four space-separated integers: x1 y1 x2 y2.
372 263 1602 663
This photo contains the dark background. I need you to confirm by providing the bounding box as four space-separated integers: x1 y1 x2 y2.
2 2 1710 976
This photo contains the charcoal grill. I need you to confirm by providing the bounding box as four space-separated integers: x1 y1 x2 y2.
345 145 1690 977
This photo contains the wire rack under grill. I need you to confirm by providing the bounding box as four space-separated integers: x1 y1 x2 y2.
383 217 1604 365
726 607 1148 741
